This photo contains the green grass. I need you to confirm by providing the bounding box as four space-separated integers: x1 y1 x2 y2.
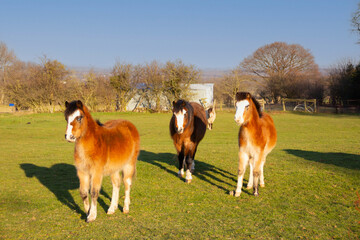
0 111 359 239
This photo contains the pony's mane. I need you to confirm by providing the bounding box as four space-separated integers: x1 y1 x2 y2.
235 92 263 118
96 120 104 126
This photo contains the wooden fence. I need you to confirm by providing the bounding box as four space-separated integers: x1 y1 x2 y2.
282 98 317 113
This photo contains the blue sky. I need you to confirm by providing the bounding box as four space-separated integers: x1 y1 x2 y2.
0 0 359 70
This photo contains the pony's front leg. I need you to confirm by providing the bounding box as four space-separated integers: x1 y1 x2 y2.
87 170 103 223
184 155 193 184
107 171 121 215
77 170 90 214
177 151 185 178
233 151 249 197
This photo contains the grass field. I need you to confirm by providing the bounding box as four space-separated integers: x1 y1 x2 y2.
0 111 359 239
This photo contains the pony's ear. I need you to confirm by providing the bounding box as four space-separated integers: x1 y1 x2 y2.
235 92 241 101
65 101 69 108
246 93 251 99
76 100 83 110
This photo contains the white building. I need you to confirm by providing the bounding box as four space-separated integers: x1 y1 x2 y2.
126 83 214 111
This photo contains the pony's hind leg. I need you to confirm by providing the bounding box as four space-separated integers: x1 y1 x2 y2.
107 171 121 215
252 153 265 197
191 146 198 173
87 170 103 223
78 170 90 214
177 151 185 178
184 155 193 184
246 159 253 189
122 163 135 214
259 160 266 188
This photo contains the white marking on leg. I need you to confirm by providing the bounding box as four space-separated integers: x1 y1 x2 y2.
123 178 131 214
178 168 184 177
235 174 244 197
108 184 120 215
185 169 192 183
87 200 97 222
260 162 265 187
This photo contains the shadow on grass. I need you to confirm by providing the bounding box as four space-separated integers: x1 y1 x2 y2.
284 149 360 170
20 163 115 220
139 150 237 193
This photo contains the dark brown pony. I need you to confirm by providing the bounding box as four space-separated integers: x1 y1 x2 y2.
231 92 277 197
64 100 140 222
170 100 207 183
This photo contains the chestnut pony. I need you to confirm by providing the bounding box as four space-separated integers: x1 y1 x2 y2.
170 100 207 183
231 92 277 197
64 100 140 222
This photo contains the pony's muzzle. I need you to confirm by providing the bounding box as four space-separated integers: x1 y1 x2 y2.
176 127 184 134
65 134 76 142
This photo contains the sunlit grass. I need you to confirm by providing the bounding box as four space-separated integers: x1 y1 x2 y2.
0 111 359 239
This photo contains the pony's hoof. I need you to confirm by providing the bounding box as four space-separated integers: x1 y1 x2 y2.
260 184 265 188
229 190 241 197
86 216 96 223
185 179 192 184
107 209 115 215
246 185 253 189
178 173 184 178
123 208 129 214
253 192 259 197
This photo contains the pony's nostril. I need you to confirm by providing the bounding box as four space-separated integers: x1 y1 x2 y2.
65 134 67 139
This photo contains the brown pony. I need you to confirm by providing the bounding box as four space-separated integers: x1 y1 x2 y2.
64 100 140 222
231 92 277 197
170 100 207 183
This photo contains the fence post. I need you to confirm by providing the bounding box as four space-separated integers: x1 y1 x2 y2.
282 99 286 111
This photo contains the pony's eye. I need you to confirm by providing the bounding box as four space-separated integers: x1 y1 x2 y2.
77 116 83 123
245 106 249 110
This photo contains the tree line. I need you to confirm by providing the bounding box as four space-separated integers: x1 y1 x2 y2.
0 41 359 112
0 42 200 112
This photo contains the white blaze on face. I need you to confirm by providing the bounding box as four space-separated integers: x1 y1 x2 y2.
65 110 81 142
174 109 187 134
234 100 249 125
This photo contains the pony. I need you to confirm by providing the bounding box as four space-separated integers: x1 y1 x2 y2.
206 100 216 130
231 92 277 197
64 100 140 222
169 100 207 183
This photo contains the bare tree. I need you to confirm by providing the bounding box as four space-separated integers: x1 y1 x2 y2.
142 61 164 111
216 69 252 107
0 42 17 104
162 59 200 106
352 2 360 43
240 42 321 100
110 62 138 111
